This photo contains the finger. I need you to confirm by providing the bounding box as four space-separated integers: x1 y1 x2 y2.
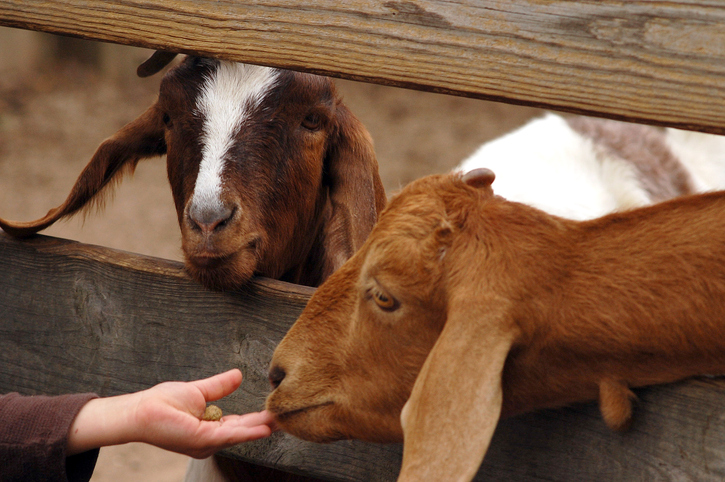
236 424 273 442
214 418 274 444
220 410 275 428
191 424 274 458
192 413 274 451
192 369 243 402
256 409 281 431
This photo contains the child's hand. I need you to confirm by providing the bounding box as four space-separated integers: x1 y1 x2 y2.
68 369 274 458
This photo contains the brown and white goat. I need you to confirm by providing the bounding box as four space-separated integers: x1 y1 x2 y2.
266 169 725 481
456 113 725 220
0 53 386 290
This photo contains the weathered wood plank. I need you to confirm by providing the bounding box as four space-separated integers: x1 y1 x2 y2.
0 1 723 134
1 232 724 480
487 379 725 481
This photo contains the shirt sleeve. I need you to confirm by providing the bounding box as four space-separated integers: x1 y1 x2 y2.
0 392 100 482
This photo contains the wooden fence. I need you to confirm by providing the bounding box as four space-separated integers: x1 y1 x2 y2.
1 1 724 480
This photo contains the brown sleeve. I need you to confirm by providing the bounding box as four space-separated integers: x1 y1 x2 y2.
0 392 100 482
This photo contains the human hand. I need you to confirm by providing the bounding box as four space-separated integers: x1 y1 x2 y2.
68 369 274 458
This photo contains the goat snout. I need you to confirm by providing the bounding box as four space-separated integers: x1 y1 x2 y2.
268 365 286 390
187 202 236 234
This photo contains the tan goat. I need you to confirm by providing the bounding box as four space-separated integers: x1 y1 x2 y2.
266 168 725 482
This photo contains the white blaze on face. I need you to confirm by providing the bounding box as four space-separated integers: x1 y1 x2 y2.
192 62 279 213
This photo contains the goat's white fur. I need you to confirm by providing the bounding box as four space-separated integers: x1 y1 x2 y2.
455 114 646 219
193 62 280 215
456 113 725 220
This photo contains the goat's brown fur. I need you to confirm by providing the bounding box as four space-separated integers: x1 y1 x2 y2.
0 56 386 291
267 169 725 481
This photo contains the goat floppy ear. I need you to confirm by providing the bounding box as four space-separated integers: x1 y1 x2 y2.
137 51 178 78
398 296 515 482
321 103 386 275
0 104 166 238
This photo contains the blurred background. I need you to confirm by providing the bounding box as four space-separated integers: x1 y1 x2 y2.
0 26 541 481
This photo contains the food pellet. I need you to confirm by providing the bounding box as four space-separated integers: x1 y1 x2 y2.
202 404 223 421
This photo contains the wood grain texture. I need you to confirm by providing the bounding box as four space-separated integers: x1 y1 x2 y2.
0 1 724 133
1 232 724 480
0 232 403 480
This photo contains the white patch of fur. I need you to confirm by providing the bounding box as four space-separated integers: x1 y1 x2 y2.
193 62 279 212
456 113 649 220
456 114 725 221
597 153 652 211
665 128 725 192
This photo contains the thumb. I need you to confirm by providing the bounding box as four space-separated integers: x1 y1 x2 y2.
192 369 243 402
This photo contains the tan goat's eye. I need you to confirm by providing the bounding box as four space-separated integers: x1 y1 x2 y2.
372 288 397 311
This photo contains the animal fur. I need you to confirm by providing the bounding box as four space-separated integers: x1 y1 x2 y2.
267 169 725 481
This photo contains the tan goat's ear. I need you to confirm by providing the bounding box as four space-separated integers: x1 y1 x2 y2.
0 105 167 238
462 168 496 197
462 168 495 188
398 296 514 482
320 103 387 277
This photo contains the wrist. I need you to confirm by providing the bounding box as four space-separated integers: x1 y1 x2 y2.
67 393 138 455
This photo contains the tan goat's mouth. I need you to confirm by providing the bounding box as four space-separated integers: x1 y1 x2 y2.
271 401 335 422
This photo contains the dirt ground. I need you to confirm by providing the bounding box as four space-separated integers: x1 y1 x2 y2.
0 41 541 481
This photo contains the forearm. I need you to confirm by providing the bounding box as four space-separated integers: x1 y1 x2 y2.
67 393 137 456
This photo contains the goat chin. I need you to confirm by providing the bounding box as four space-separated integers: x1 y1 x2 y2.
184 248 258 290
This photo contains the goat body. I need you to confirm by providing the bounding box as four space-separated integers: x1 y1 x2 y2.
266 170 725 481
456 113 725 219
0 55 385 290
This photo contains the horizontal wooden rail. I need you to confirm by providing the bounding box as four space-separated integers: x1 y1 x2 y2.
0 233 403 480
1 232 724 480
0 1 724 134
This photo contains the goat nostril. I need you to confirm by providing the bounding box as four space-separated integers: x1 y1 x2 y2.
268 365 286 390
187 204 236 234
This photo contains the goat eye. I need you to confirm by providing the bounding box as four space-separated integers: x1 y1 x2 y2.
301 113 322 131
162 113 171 127
371 288 398 311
